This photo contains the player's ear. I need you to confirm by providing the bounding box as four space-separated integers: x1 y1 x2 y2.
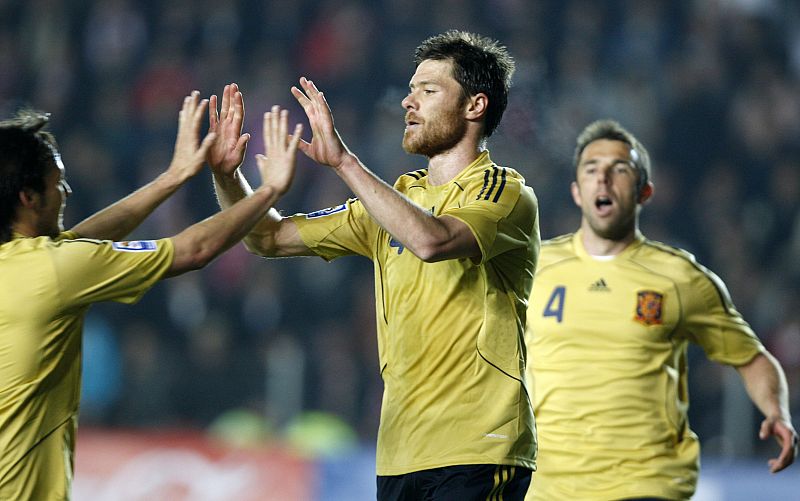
570 181 582 207
19 189 40 209
638 181 654 204
464 93 487 121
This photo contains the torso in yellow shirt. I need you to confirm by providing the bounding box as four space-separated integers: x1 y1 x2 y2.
525 232 763 501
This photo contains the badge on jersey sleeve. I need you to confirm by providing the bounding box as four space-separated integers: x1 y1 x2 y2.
634 290 664 325
306 204 347 219
112 240 158 252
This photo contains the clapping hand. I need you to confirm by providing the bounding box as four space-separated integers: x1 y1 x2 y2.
208 83 250 176
255 105 303 197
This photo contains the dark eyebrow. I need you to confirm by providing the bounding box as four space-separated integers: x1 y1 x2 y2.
409 80 441 90
579 158 635 168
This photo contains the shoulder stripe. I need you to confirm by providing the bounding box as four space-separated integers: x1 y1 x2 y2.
477 169 490 200
57 237 105 246
484 167 499 200
641 240 735 315
477 166 507 202
492 168 507 202
404 169 428 180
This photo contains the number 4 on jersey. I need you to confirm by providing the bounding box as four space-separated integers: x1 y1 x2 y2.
543 286 566 323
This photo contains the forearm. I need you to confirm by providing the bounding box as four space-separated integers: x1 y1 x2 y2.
213 168 254 210
167 187 277 276
72 172 186 240
737 352 791 420
212 169 305 256
334 154 476 261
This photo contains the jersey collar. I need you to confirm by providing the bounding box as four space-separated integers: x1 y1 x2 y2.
573 230 645 261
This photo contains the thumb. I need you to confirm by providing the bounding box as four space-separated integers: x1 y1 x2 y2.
255 153 267 171
760 418 773 440
197 132 217 157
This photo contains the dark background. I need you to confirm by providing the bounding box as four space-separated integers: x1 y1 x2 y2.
2 0 798 462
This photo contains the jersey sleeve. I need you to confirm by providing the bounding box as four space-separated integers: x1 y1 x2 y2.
442 172 539 264
51 237 174 307
681 263 764 365
290 198 379 261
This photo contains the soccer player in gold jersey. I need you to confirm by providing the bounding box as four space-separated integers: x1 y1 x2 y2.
209 30 539 499
525 119 798 501
0 94 303 499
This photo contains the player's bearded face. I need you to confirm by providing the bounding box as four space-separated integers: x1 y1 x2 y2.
402 99 467 157
401 59 469 158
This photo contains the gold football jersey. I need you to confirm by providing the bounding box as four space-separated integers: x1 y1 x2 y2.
293 151 540 475
0 232 173 499
525 232 763 501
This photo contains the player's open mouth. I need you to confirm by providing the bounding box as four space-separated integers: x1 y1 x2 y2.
595 196 612 208
594 195 613 214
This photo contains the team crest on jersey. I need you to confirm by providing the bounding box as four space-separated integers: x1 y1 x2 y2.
306 204 347 219
634 290 664 325
112 240 158 252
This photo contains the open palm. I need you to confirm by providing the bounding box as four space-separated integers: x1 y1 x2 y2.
168 91 216 183
256 105 303 197
208 83 250 176
291 77 350 168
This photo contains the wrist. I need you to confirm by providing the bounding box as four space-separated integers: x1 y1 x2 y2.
213 168 241 186
157 169 185 191
334 153 361 175
253 184 277 202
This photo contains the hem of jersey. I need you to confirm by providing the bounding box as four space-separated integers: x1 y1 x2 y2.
376 455 536 477
531 486 692 501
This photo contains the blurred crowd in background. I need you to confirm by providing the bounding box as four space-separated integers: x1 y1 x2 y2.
1 0 799 460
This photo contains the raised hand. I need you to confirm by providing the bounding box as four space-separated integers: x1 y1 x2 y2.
290 77 351 169
208 83 250 176
71 92 216 241
167 91 216 183
256 105 303 197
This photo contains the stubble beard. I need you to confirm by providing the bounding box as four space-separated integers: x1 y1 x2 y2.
402 108 467 158
585 206 637 242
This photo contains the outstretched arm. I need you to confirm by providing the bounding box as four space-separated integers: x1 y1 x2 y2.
736 351 798 473
72 92 215 240
206 84 309 258
291 77 479 262
207 82 253 209
167 107 305 276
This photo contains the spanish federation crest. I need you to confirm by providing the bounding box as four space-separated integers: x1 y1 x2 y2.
634 290 664 326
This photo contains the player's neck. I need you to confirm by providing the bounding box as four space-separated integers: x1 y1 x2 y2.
11 213 40 238
579 225 638 257
426 140 483 186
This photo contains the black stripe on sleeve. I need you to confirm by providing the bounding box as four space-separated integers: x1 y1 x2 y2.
405 169 429 181
476 169 491 200
483 167 499 200
491 168 507 202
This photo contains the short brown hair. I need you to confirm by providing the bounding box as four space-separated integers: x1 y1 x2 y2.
574 119 651 191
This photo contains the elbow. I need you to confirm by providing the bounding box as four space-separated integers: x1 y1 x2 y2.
243 236 278 258
169 247 215 276
185 247 217 271
412 245 441 263
408 239 450 263
406 231 480 263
